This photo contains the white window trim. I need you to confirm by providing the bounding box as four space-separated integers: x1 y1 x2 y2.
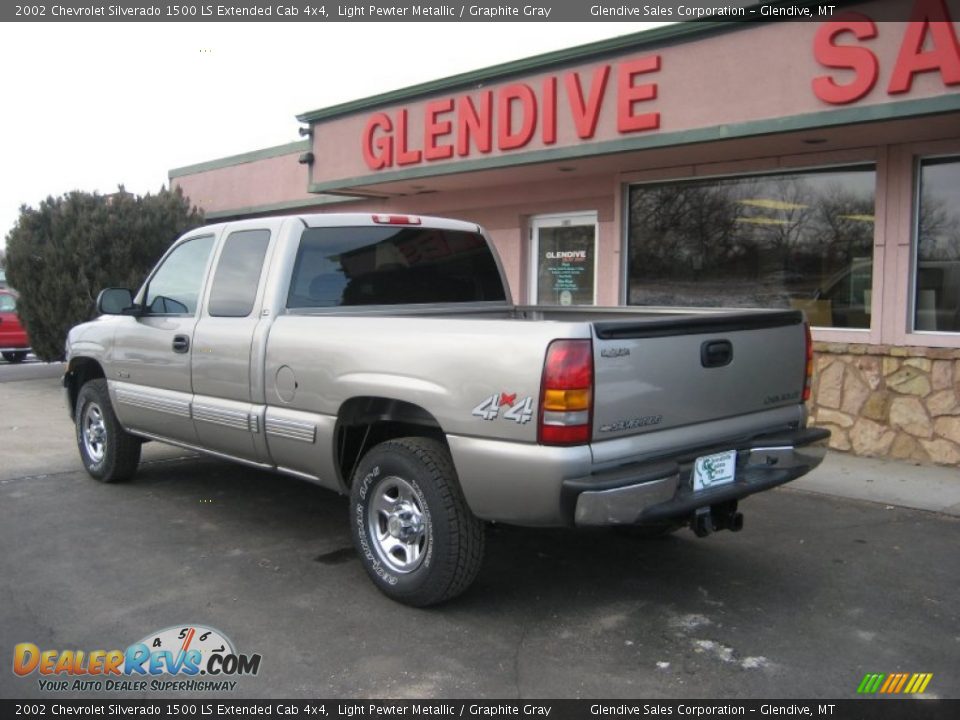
528 211 600 306
898 151 960 348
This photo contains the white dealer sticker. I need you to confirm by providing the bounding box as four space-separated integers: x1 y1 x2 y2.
693 450 737 492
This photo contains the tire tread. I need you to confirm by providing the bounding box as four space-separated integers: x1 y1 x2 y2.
76 378 141 483
353 437 485 606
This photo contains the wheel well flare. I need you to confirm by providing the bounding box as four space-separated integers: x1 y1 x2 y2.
65 358 106 415
335 397 446 486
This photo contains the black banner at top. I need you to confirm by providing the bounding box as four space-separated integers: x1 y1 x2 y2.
1 0 948 23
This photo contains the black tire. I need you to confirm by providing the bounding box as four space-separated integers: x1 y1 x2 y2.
75 379 141 483
2 351 27 363
350 437 485 607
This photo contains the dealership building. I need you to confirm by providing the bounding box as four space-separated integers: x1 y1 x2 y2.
171 0 960 465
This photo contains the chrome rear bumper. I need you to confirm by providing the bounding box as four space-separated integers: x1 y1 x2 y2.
568 427 829 527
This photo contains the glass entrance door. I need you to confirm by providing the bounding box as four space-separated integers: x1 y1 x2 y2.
529 212 598 305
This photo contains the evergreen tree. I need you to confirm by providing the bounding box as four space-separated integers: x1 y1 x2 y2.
4 186 204 360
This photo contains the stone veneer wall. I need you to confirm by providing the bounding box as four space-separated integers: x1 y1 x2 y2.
808 343 960 466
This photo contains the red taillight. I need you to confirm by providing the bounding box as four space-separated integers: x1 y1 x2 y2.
539 339 593 445
803 322 814 402
372 214 421 225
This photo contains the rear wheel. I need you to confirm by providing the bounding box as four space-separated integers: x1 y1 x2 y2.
75 379 141 482
350 437 484 606
2 351 27 363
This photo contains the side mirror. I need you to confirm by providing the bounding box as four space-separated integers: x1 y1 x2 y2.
97 288 135 315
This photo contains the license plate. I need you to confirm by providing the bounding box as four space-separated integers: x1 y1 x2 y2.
693 450 737 492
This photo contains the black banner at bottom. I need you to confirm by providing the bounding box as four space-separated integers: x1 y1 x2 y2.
1 700 957 720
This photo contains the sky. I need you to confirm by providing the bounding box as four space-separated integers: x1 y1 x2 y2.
0 21 669 253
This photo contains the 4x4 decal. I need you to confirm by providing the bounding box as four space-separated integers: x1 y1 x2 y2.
472 392 534 424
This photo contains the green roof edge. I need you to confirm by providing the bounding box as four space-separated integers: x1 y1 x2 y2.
202 195 359 220
169 140 311 178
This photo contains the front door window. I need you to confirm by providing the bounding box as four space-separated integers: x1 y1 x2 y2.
144 235 215 315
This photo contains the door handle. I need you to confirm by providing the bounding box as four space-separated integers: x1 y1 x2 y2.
172 334 190 354
701 340 733 368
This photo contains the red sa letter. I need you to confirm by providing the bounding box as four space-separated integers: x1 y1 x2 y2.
812 13 879 105
888 0 960 94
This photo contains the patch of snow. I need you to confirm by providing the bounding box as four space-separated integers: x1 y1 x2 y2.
693 639 735 663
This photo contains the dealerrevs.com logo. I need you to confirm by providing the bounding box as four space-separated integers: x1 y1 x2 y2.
13 624 261 692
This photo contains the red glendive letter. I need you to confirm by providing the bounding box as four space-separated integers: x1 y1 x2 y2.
457 92 493 157
542 77 557 145
565 65 611 139
424 99 455 161
498 83 538 150
395 109 422 166
362 112 393 170
617 55 661 133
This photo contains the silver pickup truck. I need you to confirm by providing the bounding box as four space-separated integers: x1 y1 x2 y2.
64 213 828 605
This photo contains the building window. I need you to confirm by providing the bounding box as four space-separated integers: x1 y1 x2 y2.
627 167 876 329
914 157 960 334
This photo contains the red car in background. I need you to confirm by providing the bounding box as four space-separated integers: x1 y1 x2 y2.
0 290 30 363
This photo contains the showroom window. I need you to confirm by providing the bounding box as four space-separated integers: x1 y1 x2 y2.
914 157 960 334
627 167 876 328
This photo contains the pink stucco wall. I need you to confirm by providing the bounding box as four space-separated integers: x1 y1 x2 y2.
311 0 958 185
174 151 314 215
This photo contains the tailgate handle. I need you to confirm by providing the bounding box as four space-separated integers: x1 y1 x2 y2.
701 340 733 368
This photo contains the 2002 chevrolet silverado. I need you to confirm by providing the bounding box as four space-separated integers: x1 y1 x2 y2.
64 213 829 605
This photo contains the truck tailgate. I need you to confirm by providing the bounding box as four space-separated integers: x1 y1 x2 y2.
591 311 806 441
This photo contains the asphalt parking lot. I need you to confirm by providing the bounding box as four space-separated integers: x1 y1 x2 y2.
1 368 958 700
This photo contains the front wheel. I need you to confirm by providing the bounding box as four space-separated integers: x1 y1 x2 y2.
75 379 141 482
350 437 485 607
2 351 27 363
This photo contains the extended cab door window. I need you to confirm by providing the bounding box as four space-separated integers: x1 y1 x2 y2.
207 230 272 317
144 236 216 315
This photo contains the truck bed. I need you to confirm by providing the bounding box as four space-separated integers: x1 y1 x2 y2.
273 303 806 443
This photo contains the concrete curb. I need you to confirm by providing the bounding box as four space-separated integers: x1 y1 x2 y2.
788 450 960 518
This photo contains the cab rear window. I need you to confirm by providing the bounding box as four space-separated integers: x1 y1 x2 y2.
287 226 506 308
